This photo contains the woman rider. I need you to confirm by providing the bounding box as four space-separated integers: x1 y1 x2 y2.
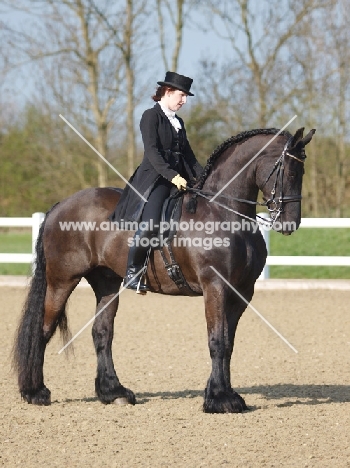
111 71 203 293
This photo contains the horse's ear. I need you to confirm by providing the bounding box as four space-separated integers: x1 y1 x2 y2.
289 128 305 148
301 129 316 147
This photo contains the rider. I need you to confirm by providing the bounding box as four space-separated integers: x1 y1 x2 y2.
111 71 203 293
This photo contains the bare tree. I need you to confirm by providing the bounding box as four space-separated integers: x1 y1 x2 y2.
156 0 184 71
2 0 126 187
285 11 326 217
322 0 350 216
156 0 202 72
291 0 350 217
91 0 150 177
199 0 328 128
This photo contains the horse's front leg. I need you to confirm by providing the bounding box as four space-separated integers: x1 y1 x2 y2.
203 282 248 413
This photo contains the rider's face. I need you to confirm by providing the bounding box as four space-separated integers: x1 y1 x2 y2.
162 89 188 112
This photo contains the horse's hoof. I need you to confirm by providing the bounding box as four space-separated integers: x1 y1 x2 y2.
96 379 136 406
203 390 247 414
21 386 51 405
112 397 129 406
122 387 136 405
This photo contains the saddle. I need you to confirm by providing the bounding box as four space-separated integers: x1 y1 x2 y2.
157 192 200 296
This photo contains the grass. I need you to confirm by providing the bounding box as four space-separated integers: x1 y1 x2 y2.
0 231 32 276
0 228 349 279
269 228 350 279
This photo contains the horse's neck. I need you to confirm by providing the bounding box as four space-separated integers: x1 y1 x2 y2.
202 147 259 213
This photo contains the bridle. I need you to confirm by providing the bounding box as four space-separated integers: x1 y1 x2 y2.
260 137 305 225
187 138 306 229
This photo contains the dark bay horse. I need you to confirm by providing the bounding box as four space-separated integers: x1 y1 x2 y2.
13 127 315 413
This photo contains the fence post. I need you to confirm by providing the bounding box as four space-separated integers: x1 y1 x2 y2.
31 212 45 272
258 213 270 280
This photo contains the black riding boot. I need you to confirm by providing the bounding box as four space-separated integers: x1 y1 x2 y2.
123 229 151 293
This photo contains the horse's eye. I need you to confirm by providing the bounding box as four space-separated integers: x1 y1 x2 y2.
288 171 296 177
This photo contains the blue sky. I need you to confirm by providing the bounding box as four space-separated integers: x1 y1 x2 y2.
180 26 229 83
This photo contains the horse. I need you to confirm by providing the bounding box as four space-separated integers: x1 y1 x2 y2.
13 127 315 413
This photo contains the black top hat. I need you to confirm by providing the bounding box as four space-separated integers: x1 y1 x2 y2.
157 71 194 96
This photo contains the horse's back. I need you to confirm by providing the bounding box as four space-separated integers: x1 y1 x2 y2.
47 187 121 222
42 187 123 278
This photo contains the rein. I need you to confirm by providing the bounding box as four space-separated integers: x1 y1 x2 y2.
187 141 305 229
187 187 273 228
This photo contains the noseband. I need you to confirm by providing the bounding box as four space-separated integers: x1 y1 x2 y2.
260 138 305 225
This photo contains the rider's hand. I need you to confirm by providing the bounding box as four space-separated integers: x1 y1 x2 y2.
171 174 187 190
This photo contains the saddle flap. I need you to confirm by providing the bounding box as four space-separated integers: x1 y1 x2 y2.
159 192 183 242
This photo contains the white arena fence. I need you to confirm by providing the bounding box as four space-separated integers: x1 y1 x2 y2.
0 213 349 279
259 214 350 279
0 213 45 267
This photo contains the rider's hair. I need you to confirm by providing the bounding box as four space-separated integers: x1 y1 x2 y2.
152 85 177 102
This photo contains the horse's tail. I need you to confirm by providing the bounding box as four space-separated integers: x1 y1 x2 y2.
12 203 69 394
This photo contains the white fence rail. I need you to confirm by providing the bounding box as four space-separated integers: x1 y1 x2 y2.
0 214 349 279
0 213 45 265
259 216 350 279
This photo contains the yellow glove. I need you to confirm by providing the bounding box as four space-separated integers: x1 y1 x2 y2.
171 174 187 190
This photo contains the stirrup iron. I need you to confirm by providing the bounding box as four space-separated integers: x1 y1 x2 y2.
136 248 151 295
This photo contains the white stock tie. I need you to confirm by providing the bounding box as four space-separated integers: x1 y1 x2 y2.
160 103 182 132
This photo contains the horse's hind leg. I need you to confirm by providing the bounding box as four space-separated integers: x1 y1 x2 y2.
17 279 77 405
86 268 136 405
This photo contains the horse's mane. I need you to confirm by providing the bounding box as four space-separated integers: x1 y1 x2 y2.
186 128 291 213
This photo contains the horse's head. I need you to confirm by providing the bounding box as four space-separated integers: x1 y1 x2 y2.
258 128 316 235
